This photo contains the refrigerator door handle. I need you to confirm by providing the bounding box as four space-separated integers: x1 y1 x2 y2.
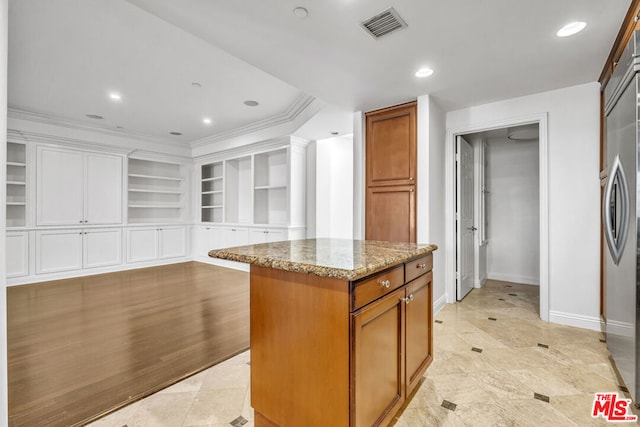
603 154 629 265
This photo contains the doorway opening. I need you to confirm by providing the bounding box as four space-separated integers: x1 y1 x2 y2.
447 114 548 320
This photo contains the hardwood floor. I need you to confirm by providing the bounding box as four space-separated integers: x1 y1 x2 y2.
7 262 250 427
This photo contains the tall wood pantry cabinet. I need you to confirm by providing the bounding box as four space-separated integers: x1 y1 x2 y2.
365 101 417 243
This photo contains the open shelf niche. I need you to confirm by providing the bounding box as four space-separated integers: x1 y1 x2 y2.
127 157 186 224
7 141 27 227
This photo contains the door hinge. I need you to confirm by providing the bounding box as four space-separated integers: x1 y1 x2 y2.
456 152 460 162
456 271 460 280
456 212 459 221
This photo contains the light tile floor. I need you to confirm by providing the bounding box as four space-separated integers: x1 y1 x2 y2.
89 280 635 426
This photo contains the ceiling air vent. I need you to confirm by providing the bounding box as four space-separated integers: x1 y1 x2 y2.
361 7 407 39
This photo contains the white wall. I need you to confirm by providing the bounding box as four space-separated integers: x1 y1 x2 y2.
417 95 447 314
447 82 601 330
316 136 353 238
305 141 317 238
1 0 8 422
486 138 539 285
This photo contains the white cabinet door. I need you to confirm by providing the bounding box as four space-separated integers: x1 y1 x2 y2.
84 228 122 268
266 228 287 243
249 228 269 244
127 227 158 263
159 226 187 259
7 231 29 278
36 229 83 273
85 153 122 225
221 227 249 248
195 226 221 257
37 147 84 225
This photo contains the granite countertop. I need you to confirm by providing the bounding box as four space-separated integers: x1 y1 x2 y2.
208 238 437 281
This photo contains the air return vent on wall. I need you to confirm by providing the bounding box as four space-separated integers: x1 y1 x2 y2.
361 7 407 39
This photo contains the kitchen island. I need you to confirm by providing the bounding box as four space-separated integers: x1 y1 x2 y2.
209 238 437 427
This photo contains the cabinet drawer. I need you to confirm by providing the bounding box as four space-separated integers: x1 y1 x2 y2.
405 254 432 283
353 265 404 311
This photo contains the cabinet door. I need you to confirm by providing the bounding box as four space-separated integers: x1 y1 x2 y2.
127 227 158 263
7 231 29 278
159 226 187 259
84 228 122 268
405 271 432 397
36 229 83 273
266 228 287 243
249 228 269 244
221 227 249 248
195 226 221 257
37 147 84 225
366 185 415 243
352 287 405 427
85 153 122 225
366 102 416 187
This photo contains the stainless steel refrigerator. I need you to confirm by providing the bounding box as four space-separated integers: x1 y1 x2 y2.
603 30 640 402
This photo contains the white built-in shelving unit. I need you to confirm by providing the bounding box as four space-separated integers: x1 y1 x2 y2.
195 138 307 258
6 141 27 227
201 161 224 223
127 157 186 224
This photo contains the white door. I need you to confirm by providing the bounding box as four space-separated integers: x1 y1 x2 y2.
221 227 249 248
85 153 123 225
456 136 475 300
266 228 287 243
159 226 187 259
37 147 84 225
249 228 269 244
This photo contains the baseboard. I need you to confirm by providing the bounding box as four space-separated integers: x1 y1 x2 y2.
487 272 539 286
474 276 488 288
549 310 601 331
433 293 447 317
194 256 250 272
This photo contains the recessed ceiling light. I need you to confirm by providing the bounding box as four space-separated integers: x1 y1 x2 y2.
415 68 434 78
556 21 586 37
293 7 308 19
244 100 259 107
170 131 183 136
109 92 122 101
86 114 104 120
203 118 212 125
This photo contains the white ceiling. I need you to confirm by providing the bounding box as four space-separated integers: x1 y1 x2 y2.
7 0 631 146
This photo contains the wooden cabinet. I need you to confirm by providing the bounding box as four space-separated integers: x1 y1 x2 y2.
352 286 405 427
36 228 122 274
127 226 187 263
366 185 415 243
37 146 123 226
250 252 433 426
405 271 433 396
366 102 416 188
365 102 417 243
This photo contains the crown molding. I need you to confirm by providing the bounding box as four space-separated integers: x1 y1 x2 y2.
190 93 316 149
193 135 310 163
8 108 189 150
6 128 134 155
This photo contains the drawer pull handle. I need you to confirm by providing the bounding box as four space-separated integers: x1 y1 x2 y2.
417 263 427 269
401 294 415 304
379 279 391 288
